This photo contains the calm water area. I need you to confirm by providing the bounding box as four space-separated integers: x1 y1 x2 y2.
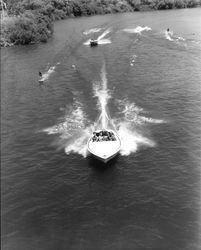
1 8 201 250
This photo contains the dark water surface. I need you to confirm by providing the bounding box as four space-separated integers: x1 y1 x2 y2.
1 8 201 250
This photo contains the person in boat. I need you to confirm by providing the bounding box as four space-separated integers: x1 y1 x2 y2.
92 130 117 142
92 132 97 142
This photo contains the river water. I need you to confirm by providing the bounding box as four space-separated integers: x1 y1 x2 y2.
1 8 201 250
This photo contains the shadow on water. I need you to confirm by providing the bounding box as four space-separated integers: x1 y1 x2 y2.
87 154 119 171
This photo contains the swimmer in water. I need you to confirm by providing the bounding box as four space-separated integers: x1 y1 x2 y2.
39 71 42 77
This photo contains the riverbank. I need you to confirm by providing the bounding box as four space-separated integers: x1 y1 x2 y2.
1 0 201 47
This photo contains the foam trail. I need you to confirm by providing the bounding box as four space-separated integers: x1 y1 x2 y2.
64 129 91 157
43 68 165 158
130 54 137 66
83 39 91 45
98 39 112 44
140 116 164 124
40 62 59 82
165 30 186 44
177 36 186 41
93 63 112 129
43 100 91 157
117 99 165 125
84 38 111 45
118 122 155 156
83 28 102 35
100 64 109 128
92 70 160 155
43 64 114 157
123 26 151 34
97 29 111 41
165 30 174 41
84 29 111 45
113 99 165 155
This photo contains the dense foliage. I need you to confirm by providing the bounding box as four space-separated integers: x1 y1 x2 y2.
1 0 201 46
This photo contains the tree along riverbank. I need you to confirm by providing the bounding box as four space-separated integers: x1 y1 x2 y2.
1 0 201 47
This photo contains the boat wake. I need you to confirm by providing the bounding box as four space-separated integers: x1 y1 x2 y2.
165 30 174 41
130 54 137 66
84 28 112 45
114 99 165 155
98 39 112 45
83 27 102 35
117 122 155 156
43 100 91 157
40 62 60 82
164 30 187 46
43 64 165 158
97 29 111 41
117 100 164 125
123 26 151 34
93 63 112 130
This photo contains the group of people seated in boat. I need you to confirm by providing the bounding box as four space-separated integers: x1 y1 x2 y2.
92 130 116 142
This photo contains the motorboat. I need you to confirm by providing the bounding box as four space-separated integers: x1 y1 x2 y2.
90 39 98 47
38 74 45 83
87 129 121 163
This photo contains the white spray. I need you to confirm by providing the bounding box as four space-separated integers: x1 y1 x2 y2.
93 63 111 129
84 29 112 46
43 65 165 157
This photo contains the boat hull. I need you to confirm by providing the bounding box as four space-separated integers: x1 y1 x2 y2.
90 150 119 163
87 130 121 163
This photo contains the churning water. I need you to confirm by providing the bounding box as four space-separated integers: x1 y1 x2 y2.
44 62 164 158
1 8 201 250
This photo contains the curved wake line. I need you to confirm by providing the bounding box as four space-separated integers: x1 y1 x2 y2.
83 28 102 35
97 29 111 41
117 99 165 125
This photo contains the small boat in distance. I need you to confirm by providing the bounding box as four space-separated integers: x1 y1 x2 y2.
88 129 121 163
38 71 44 83
90 39 98 47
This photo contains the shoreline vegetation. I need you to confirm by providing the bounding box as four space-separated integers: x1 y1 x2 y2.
1 0 201 47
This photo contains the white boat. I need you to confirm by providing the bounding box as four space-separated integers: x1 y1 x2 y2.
87 129 121 163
